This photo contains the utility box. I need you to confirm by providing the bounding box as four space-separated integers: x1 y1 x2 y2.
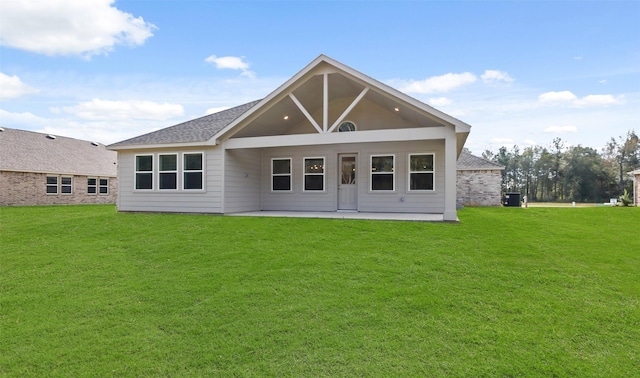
503 192 521 207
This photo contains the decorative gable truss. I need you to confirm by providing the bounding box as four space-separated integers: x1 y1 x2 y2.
212 56 470 152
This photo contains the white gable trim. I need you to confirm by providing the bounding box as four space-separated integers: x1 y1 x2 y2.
211 55 471 145
223 126 450 150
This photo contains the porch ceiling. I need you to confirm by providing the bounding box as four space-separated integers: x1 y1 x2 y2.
231 72 445 139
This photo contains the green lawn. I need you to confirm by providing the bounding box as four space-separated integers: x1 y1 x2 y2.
1 205 638 377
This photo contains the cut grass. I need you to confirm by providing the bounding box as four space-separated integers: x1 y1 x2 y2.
1 205 638 376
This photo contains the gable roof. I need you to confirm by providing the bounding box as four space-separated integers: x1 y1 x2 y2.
0 127 117 176
457 151 505 171
109 100 260 147
108 55 472 150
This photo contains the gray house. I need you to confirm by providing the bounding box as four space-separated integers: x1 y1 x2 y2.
108 55 472 221
0 127 118 206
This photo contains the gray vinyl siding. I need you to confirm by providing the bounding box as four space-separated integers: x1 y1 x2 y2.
223 148 261 213
260 140 446 213
116 147 223 213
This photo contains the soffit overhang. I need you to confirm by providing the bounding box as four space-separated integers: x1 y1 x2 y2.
210 55 471 145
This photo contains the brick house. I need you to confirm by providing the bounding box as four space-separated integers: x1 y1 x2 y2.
0 127 117 206
456 151 504 206
631 169 640 206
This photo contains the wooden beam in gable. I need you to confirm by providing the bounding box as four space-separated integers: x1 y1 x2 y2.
289 93 323 133
327 87 369 133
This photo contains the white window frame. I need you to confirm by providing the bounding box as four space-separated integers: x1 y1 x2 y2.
370 154 395 192
87 178 97 195
99 178 109 195
46 176 58 195
61 176 73 195
303 157 325 192
338 121 357 132
159 153 179 190
271 157 292 192
183 152 205 191
135 154 154 190
408 153 436 192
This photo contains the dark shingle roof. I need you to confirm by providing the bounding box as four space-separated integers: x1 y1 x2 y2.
0 127 117 176
457 151 504 171
108 100 261 147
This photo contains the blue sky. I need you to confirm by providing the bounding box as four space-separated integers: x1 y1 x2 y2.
1 0 638 155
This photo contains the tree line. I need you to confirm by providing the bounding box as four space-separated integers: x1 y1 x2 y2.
481 130 638 203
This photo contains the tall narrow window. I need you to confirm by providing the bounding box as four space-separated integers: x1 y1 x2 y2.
183 153 203 190
135 155 153 190
99 178 109 194
46 176 58 194
370 155 395 191
304 157 325 191
272 158 291 191
409 154 435 191
159 154 178 190
61 176 72 194
87 178 97 194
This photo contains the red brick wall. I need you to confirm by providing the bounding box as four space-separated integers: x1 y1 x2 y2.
0 171 117 206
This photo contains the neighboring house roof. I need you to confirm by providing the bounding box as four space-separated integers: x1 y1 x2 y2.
110 100 261 147
457 151 505 171
629 169 640 175
108 55 471 152
0 127 117 176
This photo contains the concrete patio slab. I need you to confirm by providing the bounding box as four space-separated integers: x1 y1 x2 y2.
227 211 451 222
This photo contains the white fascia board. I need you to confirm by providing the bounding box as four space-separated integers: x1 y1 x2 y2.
212 54 471 144
318 56 473 134
211 55 332 144
107 141 206 151
224 126 449 150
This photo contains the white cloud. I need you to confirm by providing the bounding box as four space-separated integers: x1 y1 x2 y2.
400 72 477 94
0 73 39 100
205 106 231 115
599 79 607 85
428 97 452 106
0 108 48 126
538 91 624 107
538 91 578 103
543 125 578 133
523 139 537 146
481 70 514 84
573 94 624 107
491 137 515 144
59 99 184 121
205 55 256 79
0 0 155 57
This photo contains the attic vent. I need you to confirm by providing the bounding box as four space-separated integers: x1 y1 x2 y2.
46 134 56 139
91 141 99 146
0 127 5 132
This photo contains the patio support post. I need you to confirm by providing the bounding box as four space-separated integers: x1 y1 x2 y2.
443 126 458 221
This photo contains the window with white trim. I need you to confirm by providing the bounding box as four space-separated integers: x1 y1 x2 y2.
370 155 395 191
409 153 435 191
99 178 109 194
61 176 72 194
159 154 178 190
183 153 203 190
272 158 291 191
304 157 325 191
135 155 153 190
88 178 97 194
46 176 58 194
